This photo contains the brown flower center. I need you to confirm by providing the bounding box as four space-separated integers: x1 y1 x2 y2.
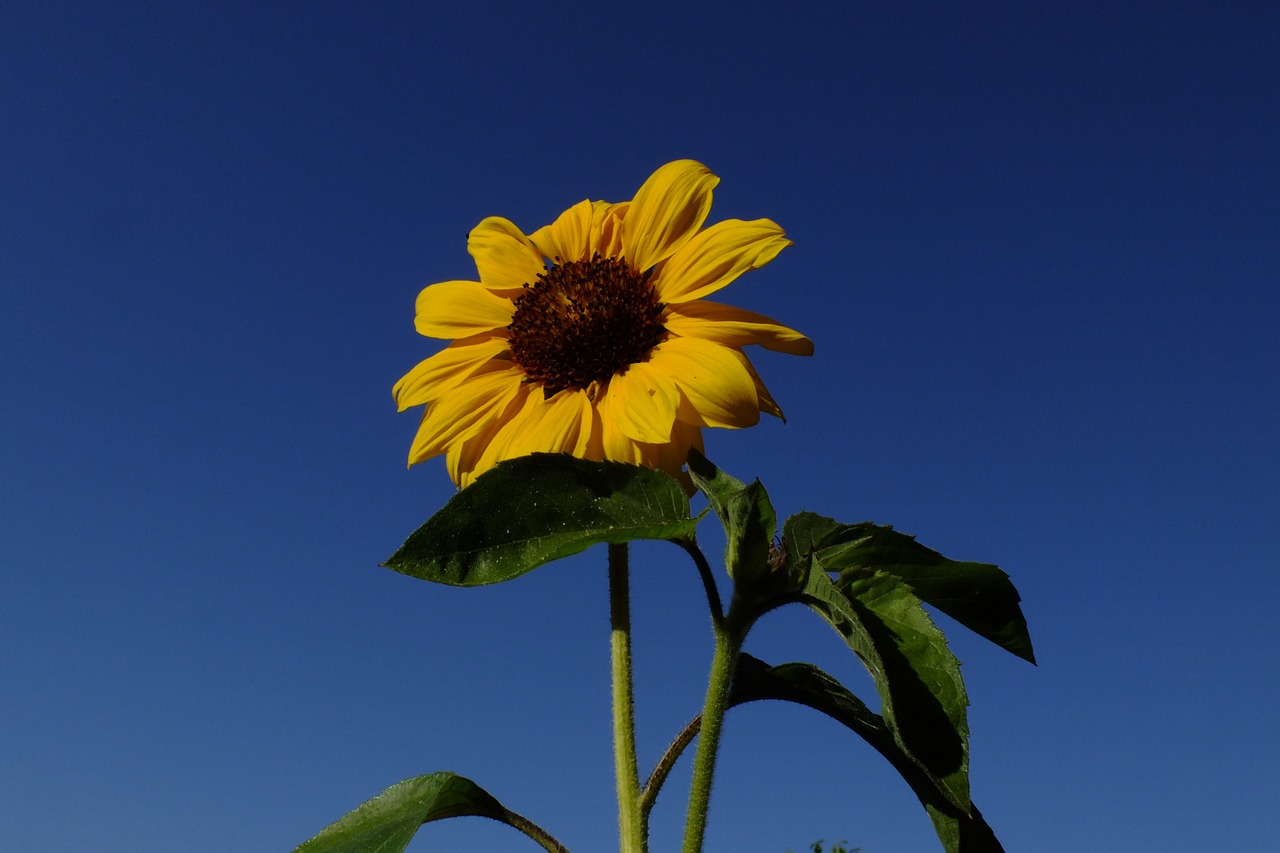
507 254 667 396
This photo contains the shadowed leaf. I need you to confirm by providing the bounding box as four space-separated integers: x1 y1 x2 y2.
385 454 699 586
687 449 779 587
786 512 1034 662
730 655 1005 853
291 772 560 853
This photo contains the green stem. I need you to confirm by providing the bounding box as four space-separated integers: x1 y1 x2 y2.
680 617 743 853
610 543 647 853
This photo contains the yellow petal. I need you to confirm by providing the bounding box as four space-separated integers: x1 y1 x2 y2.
468 216 546 291
475 388 592 476
592 201 629 259
599 403 645 464
663 300 813 355
652 218 791 303
653 337 760 429
529 199 593 264
407 368 524 465
743 356 785 421
392 336 509 411
599 361 679 444
622 160 719 271
414 281 515 339
448 400 515 486
635 419 704 489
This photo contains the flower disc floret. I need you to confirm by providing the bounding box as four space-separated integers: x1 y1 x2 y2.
507 255 667 396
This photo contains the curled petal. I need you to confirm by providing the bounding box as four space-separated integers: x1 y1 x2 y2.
623 160 719 271
743 355 786 421
468 216 545 291
392 336 509 411
414 281 515 339
653 337 760 429
593 201 629 259
663 300 813 355
653 218 791 303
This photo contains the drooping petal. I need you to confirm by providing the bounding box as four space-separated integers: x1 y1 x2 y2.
622 160 719 271
392 336 510 411
407 367 524 465
577 399 606 463
652 337 760 429
652 218 791 303
529 199 593 264
663 300 814 355
598 396 645 465
468 216 545 291
743 355 786 421
414 281 515 339
600 361 680 444
635 419 704 489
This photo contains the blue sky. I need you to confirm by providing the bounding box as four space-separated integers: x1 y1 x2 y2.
2 2 1277 851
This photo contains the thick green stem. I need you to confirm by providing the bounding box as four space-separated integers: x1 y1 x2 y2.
680 619 743 853
610 543 647 853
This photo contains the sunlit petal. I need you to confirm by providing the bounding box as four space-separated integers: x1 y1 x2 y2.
414 281 515 338
530 199 593 264
653 218 791 303
654 337 760 429
392 336 509 411
622 160 718 271
407 368 523 465
663 300 814 355
601 361 679 444
468 216 546 291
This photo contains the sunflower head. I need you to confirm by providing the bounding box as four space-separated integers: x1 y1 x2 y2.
394 160 813 488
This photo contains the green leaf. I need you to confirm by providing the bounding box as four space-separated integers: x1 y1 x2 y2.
687 449 779 588
291 773 507 853
798 563 971 811
786 513 1035 663
730 655 1005 853
384 454 699 586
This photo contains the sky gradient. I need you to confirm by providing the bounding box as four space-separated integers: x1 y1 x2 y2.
3 2 1278 851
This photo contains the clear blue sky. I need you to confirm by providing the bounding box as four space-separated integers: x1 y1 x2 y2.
3 2 1277 851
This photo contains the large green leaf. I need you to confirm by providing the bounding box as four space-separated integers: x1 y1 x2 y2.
729 655 1005 853
797 559 971 811
291 772 564 853
686 450 779 588
384 454 699 586
786 512 1035 663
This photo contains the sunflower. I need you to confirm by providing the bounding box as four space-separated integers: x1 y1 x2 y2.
394 159 812 488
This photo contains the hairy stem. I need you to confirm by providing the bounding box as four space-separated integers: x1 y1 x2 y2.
680 618 743 853
610 543 647 853
641 713 701 818
498 806 574 853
